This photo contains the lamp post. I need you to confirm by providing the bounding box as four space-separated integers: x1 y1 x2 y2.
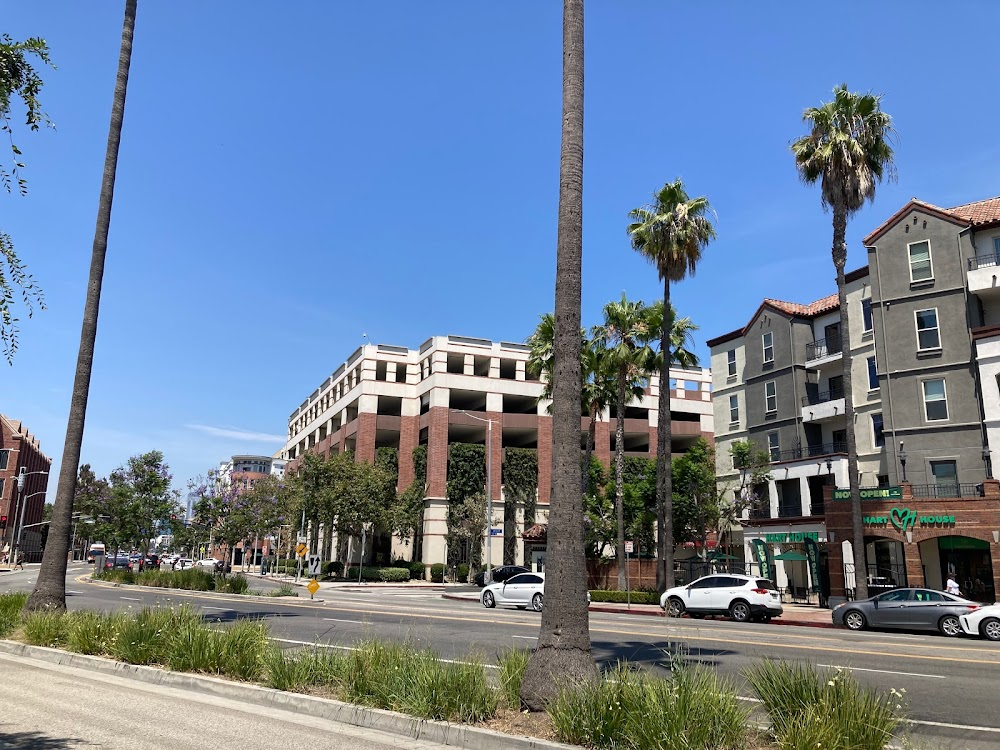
983 446 993 480
453 410 497 579
10 468 49 565
899 442 907 483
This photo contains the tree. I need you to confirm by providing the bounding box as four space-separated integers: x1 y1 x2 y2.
592 294 655 590
791 84 895 600
106 451 179 552
1 34 53 363
27 0 137 612
627 179 716 591
672 439 722 557
521 0 596 710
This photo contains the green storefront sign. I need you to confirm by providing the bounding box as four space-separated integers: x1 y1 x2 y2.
764 531 820 544
862 506 956 531
833 486 902 501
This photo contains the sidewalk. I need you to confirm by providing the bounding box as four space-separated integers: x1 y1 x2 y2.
441 590 834 628
241 571 450 591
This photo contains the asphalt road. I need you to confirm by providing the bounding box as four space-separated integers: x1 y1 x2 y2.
4 564 1000 749
0 651 454 749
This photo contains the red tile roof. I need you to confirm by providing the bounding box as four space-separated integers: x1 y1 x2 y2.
763 293 839 318
948 196 1000 227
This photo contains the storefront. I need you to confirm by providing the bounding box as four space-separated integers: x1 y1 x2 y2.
740 523 827 602
825 481 1000 603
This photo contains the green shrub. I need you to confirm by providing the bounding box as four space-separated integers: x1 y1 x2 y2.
745 660 905 750
0 591 28 637
95 569 135 585
268 583 299 597
430 563 446 583
357 567 410 583
323 561 343 577
165 617 223 673
409 561 426 580
456 564 470 583
65 610 121 655
548 663 748 750
587 589 660 605
496 646 530 710
22 611 70 648
265 647 316 692
217 574 249 595
218 619 269 680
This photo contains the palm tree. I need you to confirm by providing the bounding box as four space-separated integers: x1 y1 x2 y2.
791 84 895 601
592 294 656 589
521 0 595 710
25 0 137 612
628 179 716 591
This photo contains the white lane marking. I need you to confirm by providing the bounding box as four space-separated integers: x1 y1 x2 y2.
67 591 83 595
268 636 497 670
323 618 363 624
119 596 141 601
202 606 229 611
906 718 1000 734
817 663 945 679
512 635 537 640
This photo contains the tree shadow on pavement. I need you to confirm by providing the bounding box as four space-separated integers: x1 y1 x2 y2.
202 610 303 625
591 638 735 671
0 726 85 749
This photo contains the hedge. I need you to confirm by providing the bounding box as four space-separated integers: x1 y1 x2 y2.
323 561 343 577
409 561 426 580
588 590 661 605
358 567 410 583
456 564 470 583
430 563 446 583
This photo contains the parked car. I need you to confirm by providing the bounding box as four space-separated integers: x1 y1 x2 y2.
474 565 529 588
832 588 980 636
660 574 783 623
196 558 222 572
175 558 195 570
145 554 160 568
480 572 589 612
103 555 133 572
959 603 1000 641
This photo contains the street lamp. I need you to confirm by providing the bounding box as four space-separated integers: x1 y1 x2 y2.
983 446 993 480
453 409 498 579
10 469 48 565
899 442 907 483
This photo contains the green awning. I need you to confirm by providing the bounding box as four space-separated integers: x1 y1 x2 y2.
772 551 809 561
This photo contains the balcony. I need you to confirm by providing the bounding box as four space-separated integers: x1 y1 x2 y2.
910 483 983 499
967 253 1000 300
800 388 846 423
771 442 846 464
805 336 842 367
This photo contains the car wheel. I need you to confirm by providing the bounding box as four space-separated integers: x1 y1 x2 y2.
729 600 751 623
666 597 685 617
531 593 544 612
938 615 962 637
981 617 1000 642
844 610 866 631
482 591 495 608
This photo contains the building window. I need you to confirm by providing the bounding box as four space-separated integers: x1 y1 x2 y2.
872 413 884 448
867 356 878 390
922 378 949 421
930 460 958 494
765 381 777 413
908 240 933 282
762 332 774 363
729 394 739 425
727 349 737 377
767 432 780 461
994 237 1000 257
915 308 940 350
0 449 7 471
862 298 873 333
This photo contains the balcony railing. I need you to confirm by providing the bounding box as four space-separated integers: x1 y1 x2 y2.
801 388 844 407
805 336 842 361
968 254 1000 271
771 442 847 463
910 483 983 499
777 503 803 518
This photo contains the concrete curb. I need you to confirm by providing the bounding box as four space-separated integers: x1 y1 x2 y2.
441 593 834 629
0 640 572 750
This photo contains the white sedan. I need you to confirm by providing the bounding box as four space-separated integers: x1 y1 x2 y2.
959 603 1000 641
481 572 547 611
196 558 222 571
175 558 195 570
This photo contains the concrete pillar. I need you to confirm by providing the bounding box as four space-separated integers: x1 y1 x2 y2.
463 354 474 376
768 483 780 518
516 360 526 381
800 476 812 516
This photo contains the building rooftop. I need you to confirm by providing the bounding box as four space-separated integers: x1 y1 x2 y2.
949 195 1000 227
763 293 839 318
864 195 1000 244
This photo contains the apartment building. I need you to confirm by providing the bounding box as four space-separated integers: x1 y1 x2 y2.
1 414 52 562
710 194 1000 604
284 334 714 570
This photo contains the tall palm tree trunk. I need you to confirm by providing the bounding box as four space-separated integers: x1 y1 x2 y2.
521 0 596 711
656 277 675 591
833 206 867 601
614 375 627 590
25 0 137 612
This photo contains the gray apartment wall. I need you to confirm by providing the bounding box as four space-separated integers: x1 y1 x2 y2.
869 210 986 486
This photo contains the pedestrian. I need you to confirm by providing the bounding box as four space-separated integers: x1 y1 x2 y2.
14 551 24 571
946 575 960 596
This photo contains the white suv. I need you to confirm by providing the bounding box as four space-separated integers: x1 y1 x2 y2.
660 574 782 622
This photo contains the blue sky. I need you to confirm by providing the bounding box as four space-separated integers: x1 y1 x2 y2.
4 1 999 500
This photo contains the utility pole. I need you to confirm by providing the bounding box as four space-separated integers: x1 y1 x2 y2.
11 468 48 565
452 410 496 581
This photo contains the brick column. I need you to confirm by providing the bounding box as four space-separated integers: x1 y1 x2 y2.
355 413 377 464
397 414 420 490
487 412 503 503
827 542 846 598
595 418 611 469
982 479 1000 500
904 541 925 588
992 543 1000 603
426 406 450 498
900 481 914 501
537 415 552 505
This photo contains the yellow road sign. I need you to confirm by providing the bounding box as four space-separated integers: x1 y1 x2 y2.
296 543 308 558
306 578 320 597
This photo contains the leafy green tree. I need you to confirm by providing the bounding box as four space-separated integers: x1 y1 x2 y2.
107 451 180 553
672 440 722 557
592 294 655 589
628 179 716 591
792 85 895 600
522 0 597 710
1 34 53 363
29 1 137 612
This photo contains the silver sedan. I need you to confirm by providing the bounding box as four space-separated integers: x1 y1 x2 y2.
832 587 980 636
